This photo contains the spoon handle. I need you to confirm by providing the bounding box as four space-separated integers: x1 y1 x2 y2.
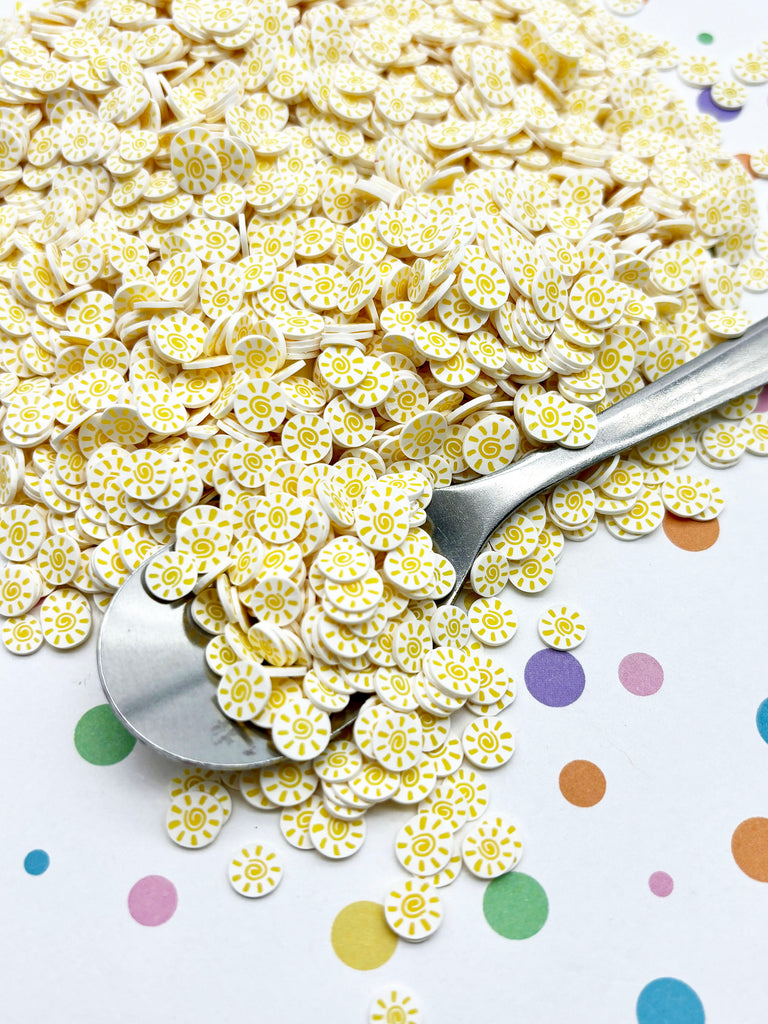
428 315 768 556
574 314 768 469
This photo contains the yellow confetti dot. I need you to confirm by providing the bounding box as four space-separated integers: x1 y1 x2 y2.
331 902 398 971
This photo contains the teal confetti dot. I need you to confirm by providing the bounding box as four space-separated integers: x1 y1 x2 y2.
637 978 705 1024
74 704 136 765
697 32 714 45
756 699 768 744
24 849 50 875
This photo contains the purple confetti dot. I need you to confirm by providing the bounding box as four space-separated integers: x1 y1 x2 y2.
128 875 178 926
618 653 664 696
697 87 741 122
649 871 674 897
524 649 585 707
757 386 768 413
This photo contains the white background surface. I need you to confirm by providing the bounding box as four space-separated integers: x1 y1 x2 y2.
3 1 768 1023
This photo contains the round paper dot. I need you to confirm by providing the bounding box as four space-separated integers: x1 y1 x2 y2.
331 901 398 970
524 650 585 708
127 875 178 926
74 704 136 765
756 699 768 745
697 32 713 45
731 818 768 882
483 872 549 940
648 872 674 898
662 513 719 551
24 849 50 875
636 979 705 1024
618 654 664 697
558 761 606 807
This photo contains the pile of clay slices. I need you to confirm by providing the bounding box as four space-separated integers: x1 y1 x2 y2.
0 0 767 910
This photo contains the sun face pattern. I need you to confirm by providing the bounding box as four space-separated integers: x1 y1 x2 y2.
384 878 443 942
228 843 283 897
538 607 588 651
461 816 524 879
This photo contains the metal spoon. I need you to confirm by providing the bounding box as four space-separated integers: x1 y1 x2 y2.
98 316 768 770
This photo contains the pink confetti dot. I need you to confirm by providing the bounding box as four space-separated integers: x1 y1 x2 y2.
128 875 178 926
618 653 664 696
649 871 674 897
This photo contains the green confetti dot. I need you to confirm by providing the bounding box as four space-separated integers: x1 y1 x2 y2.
697 32 714 45
74 704 136 765
483 872 549 940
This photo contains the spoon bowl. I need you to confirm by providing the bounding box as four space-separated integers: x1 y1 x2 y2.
97 559 361 770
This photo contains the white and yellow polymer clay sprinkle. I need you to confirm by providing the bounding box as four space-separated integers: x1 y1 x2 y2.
461 816 524 879
394 812 453 877
216 661 272 722
1 614 43 656
309 804 366 860
384 878 443 943
369 989 421 1024
461 718 516 770
166 790 225 850
538 607 588 651
228 843 283 898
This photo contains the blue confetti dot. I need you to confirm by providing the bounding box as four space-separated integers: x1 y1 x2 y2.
637 978 705 1024
524 649 585 707
756 699 768 745
24 849 50 876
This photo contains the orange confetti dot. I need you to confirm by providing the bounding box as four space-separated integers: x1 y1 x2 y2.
662 512 719 551
732 818 768 882
558 760 606 807
734 153 757 178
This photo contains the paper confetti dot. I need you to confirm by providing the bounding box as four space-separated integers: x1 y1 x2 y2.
731 818 768 882
735 154 757 178
331 901 398 970
697 32 714 45
128 875 178 926
74 704 136 765
524 650 585 707
636 978 705 1024
756 386 768 413
648 872 674 897
756 700 768 745
662 512 719 551
483 872 549 940
618 653 664 697
558 760 606 807
24 849 50 875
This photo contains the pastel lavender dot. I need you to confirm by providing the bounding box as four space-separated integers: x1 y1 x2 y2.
128 875 178 926
649 871 674 897
757 386 768 413
524 650 585 707
697 88 741 122
618 653 664 696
